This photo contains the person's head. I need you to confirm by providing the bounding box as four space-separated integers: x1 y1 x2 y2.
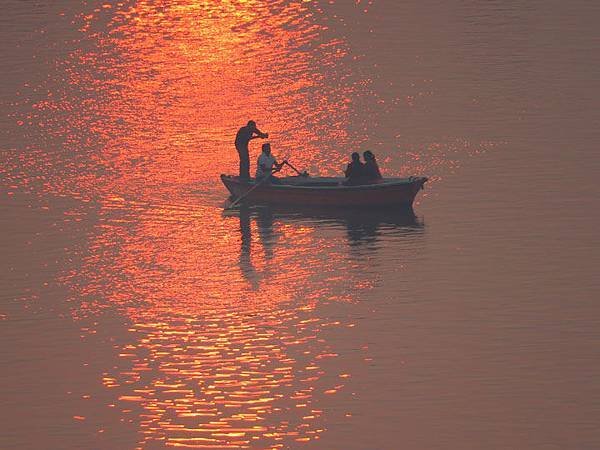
363 150 375 161
351 152 360 162
262 142 271 155
247 120 257 129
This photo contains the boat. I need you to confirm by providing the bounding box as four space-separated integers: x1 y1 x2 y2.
220 175 428 208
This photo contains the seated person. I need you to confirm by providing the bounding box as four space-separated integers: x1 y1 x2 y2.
363 150 382 181
256 143 283 183
344 152 366 185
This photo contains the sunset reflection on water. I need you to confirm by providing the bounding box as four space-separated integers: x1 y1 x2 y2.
4 0 429 448
4 0 600 449
66 195 422 447
17 0 362 199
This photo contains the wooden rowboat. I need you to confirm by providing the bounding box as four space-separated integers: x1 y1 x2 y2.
220 175 428 208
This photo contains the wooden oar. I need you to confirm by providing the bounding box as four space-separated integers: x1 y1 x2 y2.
225 167 281 210
283 160 309 177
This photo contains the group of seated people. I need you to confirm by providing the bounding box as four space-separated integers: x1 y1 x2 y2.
344 151 382 184
254 143 383 185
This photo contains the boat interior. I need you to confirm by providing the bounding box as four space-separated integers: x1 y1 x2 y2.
222 174 421 187
270 176 415 187
278 177 344 187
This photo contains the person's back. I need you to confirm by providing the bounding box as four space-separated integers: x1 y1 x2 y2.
344 152 366 185
235 124 253 148
363 150 382 181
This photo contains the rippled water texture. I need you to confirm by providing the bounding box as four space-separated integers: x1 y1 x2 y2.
2 1 600 449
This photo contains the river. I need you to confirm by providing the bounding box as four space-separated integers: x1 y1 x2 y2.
1 1 599 449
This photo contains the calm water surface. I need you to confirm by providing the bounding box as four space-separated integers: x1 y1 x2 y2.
1 1 599 449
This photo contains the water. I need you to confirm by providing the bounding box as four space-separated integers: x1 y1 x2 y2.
1 1 599 449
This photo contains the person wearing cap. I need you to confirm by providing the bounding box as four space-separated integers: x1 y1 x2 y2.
235 120 268 179
256 142 283 184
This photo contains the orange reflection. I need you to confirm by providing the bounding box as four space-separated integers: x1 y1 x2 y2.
69 199 369 448
23 1 425 448
51 2 366 441
63 194 423 448
23 0 361 200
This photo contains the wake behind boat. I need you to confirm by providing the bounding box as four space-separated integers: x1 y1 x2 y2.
221 174 428 208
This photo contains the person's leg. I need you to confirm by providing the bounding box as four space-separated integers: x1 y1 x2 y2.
240 157 250 179
237 145 250 179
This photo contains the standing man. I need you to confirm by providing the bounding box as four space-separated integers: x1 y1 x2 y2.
235 120 268 179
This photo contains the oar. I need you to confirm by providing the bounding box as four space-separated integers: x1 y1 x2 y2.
283 160 309 177
225 167 281 210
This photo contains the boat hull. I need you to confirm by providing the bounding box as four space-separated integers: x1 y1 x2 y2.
220 175 428 208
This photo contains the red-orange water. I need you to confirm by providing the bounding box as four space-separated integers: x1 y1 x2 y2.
2 1 599 449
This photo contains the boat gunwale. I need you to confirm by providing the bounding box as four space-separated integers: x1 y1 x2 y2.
220 175 427 191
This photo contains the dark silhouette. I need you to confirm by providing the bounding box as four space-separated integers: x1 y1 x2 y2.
344 208 421 247
235 120 268 179
256 143 283 184
238 206 259 289
231 205 423 287
344 152 366 185
363 150 382 181
234 206 279 288
256 207 277 261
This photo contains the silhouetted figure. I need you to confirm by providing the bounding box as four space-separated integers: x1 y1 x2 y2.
363 150 382 181
238 206 259 290
236 206 279 288
344 152 366 185
344 209 421 250
256 207 276 261
235 120 268 179
256 143 283 184
345 213 379 246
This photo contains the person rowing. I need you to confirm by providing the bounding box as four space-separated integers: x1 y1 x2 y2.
256 143 284 184
235 120 268 180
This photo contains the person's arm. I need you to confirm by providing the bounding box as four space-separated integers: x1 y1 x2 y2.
251 127 268 139
273 158 284 170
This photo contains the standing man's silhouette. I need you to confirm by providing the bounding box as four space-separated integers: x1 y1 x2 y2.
235 120 268 179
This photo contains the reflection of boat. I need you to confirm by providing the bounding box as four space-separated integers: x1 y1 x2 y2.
224 205 424 250
272 207 424 244
221 175 428 208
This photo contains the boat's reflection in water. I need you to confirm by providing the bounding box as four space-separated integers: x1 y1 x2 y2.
237 207 277 290
73 198 425 449
231 205 424 289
